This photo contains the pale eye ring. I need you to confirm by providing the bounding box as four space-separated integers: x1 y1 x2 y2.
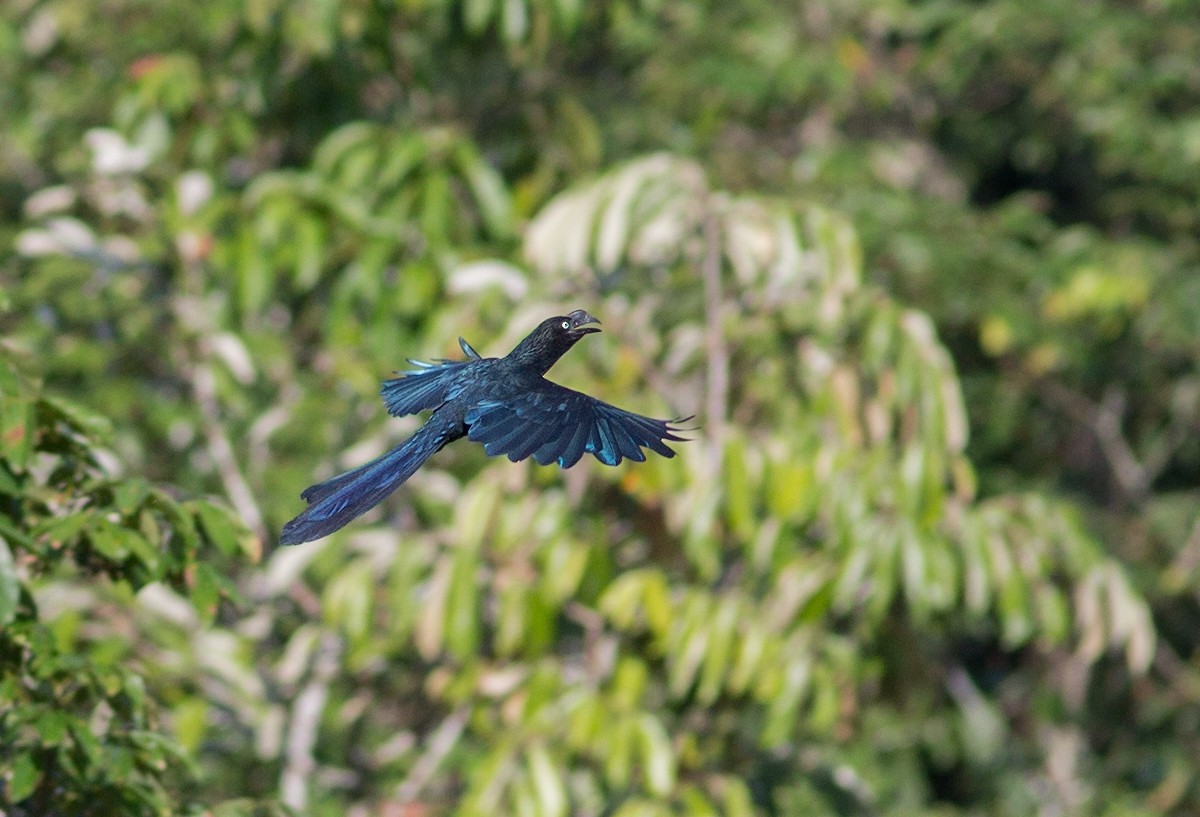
561 320 570 330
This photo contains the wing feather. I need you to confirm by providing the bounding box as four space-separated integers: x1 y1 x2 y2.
380 359 475 417
466 380 686 468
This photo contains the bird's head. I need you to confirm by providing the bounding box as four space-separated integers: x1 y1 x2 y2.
559 309 602 339
507 309 602 374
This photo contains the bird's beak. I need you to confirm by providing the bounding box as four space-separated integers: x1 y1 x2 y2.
567 309 602 335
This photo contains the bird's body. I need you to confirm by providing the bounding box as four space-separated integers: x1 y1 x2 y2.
280 310 688 544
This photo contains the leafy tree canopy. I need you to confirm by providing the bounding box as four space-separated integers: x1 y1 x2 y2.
2 0 1197 814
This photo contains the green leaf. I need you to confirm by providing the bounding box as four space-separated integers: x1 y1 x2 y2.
0 538 19 626
89 519 134 561
33 708 68 746
666 594 709 700
376 133 428 191
501 0 529 44
453 140 512 238
173 697 209 754
193 500 253 558
446 541 481 661
696 595 738 704
723 436 755 542
190 562 221 624
323 559 374 646
39 394 114 442
721 776 757 817
420 170 452 248
539 537 588 602
0 365 33 470
637 713 676 796
8 751 40 802
549 0 581 30
110 478 149 515
610 798 672 817
526 743 566 817
463 0 496 34
602 715 635 789
313 122 377 175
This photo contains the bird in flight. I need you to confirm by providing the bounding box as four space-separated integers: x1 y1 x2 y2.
280 310 689 544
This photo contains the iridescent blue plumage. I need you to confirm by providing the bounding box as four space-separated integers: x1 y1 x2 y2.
280 310 689 545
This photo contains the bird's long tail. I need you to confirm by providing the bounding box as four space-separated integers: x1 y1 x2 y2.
280 416 459 545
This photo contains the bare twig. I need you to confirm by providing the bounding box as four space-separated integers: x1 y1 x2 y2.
395 707 470 804
281 632 343 811
192 358 267 538
1039 381 1150 504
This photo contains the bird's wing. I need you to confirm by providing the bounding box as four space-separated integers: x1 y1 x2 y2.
465 381 688 468
380 359 474 417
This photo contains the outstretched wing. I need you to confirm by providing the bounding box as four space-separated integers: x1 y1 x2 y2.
465 381 689 468
380 336 484 417
380 358 474 417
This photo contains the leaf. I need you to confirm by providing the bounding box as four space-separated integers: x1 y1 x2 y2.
420 170 452 248
696 595 738 704
193 500 254 558
34 709 69 745
376 133 428 191
0 538 19 626
526 743 566 817
602 715 635 789
636 713 676 796
766 458 812 522
727 625 770 696
539 537 588 603
453 141 512 238
35 511 92 547
666 593 709 699
173 698 209 753
323 559 374 646
416 558 451 659
89 519 134 561
723 436 755 542
312 122 377 175
446 541 481 661
501 0 529 44
0 365 33 470
549 0 581 30
110 478 149 515
190 562 221 624
39 393 115 442
761 651 810 747
463 0 495 34
8 751 39 802
720 777 757 817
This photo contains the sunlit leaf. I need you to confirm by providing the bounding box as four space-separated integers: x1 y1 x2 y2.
636 713 676 796
0 540 18 630
526 743 566 817
8 751 39 802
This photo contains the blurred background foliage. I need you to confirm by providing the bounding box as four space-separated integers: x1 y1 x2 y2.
1 0 1198 814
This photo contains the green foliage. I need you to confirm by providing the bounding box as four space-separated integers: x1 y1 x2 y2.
2 0 1198 814
0 347 257 815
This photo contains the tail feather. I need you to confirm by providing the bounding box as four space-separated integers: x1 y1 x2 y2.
280 419 457 545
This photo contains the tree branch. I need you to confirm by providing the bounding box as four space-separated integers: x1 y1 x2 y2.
394 707 469 804
1039 381 1150 504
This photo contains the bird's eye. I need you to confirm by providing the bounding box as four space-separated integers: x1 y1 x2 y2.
561 320 570 330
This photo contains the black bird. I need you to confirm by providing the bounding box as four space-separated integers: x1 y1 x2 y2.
280 310 689 544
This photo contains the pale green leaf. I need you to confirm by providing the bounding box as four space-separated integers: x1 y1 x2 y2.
0 538 18 626
463 0 495 34
526 743 566 817
501 0 528 44
636 713 676 796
